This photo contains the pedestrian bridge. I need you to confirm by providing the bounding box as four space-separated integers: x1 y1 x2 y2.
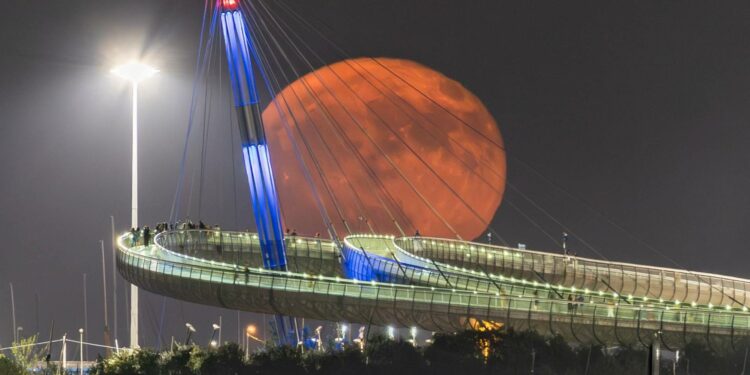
117 229 750 350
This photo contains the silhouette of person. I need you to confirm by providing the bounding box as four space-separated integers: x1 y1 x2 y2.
143 226 151 246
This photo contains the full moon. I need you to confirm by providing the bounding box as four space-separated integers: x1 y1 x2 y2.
262 58 506 240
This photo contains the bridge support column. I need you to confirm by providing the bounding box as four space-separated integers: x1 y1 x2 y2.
649 332 661 375
219 0 292 345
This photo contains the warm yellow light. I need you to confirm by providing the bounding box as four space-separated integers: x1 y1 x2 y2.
246 324 257 336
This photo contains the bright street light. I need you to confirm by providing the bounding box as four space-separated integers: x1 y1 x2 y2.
184 323 196 345
315 326 323 351
246 324 257 336
209 323 221 347
112 60 158 349
245 324 261 360
340 324 348 343
386 326 395 340
78 328 84 372
111 62 159 83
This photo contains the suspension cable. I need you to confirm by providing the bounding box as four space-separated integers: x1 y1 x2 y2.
171 0 221 224
247 1 415 235
251 0 462 239
238 2 342 246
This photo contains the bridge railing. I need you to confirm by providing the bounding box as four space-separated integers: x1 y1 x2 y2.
150 230 339 274
116 232 750 348
385 235 731 318
396 237 750 310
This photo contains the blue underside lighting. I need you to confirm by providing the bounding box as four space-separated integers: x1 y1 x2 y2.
341 245 415 284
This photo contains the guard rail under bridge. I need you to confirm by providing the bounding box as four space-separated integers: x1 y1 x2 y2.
116 229 750 350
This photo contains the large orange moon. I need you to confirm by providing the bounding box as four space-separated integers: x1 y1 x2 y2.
262 58 506 240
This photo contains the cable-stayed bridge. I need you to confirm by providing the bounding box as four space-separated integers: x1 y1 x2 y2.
118 230 750 351
116 0 750 355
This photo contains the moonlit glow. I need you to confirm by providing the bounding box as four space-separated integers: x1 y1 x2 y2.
111 62 159 83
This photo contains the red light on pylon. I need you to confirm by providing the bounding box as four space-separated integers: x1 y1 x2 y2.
222 0 239 11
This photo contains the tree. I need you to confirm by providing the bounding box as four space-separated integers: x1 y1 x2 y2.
247 345 305 375
303 346 366 375
90 348 160 375
193 343 247 375
0 354 25 375
10 334 44 372
423 331 485 375
487 329 542 374
160 345 200 375
365 335 425 375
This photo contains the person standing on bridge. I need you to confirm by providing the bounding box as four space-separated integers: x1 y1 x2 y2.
143 226 151 246
414 230 422 252
198 221 207 245
130 227 138 246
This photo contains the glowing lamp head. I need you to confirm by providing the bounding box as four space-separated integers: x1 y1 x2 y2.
111 62 159 83
222 0 239 11
245 324 256 336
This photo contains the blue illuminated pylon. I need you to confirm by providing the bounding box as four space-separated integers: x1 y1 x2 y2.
219 0 293 344
220 2 287 271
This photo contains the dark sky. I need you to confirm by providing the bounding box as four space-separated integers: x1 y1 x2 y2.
1 0 749 351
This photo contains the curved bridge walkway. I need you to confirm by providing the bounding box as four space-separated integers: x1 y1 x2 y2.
117 230 750 350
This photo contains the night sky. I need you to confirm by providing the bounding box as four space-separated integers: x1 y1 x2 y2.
1 0 749 351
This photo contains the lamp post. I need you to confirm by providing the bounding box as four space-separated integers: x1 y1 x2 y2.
341 324 348 344
78 328 84 373
16 326 23 341
245 324 258 360
386 326 395 340
315 326 323 351
111 61 158 349
184 323 196 345
209 323 221 348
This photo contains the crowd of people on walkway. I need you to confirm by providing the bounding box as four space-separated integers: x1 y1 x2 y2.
129 219 225 247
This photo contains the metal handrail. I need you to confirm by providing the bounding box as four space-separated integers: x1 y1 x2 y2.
116 231 750 335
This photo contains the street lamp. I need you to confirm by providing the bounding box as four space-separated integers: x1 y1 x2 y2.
245 324 258 360
209 323 221 348
386 326 395 340
341 324 348 343
111 61 158 349
78 328 84 373
184 323 196 345
16 326 23 341
314 326 323 351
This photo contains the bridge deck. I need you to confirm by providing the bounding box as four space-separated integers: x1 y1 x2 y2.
116 230 750 350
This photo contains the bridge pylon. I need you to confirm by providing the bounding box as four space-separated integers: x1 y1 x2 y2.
218 0 293 345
